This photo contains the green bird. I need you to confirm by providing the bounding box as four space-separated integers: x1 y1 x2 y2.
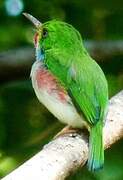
23 13 108 171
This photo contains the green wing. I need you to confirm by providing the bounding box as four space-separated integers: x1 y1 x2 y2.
45 50 108 125
68 57 108 125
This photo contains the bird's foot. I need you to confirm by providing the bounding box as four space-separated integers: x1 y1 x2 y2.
54 125 80 139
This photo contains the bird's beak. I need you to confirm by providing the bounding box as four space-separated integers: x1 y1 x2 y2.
23 13 42 28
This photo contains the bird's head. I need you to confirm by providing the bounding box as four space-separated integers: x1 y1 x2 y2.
23 13 84 63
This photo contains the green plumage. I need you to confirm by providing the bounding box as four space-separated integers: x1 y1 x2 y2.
24 15 108 171
41 20 108 171
40 21 108 171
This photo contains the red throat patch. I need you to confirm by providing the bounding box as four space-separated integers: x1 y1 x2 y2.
34 33 39 47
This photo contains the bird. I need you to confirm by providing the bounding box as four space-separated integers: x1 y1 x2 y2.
23 13 108 171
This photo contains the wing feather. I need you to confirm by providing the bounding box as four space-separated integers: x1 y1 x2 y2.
67 57 108 125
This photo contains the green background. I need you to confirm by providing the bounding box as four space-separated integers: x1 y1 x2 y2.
0 0 123 179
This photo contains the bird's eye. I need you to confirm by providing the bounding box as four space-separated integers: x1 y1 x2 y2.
42 28 48 38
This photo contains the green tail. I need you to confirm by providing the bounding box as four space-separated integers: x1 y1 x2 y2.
87 121 104 171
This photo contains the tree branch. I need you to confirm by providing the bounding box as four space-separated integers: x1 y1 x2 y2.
2 90 123 180
0 40 123 82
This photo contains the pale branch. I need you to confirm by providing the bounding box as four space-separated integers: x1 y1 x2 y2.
0 40 123 82
2 90 123 180
84 40 123 60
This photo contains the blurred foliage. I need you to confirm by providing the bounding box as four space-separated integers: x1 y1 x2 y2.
0 0 123 51
0 71 123 178
0 0 123 179
0 81 63 177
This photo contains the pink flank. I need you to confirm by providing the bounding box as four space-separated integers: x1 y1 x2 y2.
35 68 68 102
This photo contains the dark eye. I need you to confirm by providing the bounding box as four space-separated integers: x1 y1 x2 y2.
42 28 48 38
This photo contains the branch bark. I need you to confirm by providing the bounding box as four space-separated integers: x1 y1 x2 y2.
0 40 123 82
2 90 123 180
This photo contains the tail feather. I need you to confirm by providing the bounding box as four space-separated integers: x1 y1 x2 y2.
87 121 104 171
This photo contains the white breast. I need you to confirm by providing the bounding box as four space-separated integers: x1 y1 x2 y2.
31 61 87 128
